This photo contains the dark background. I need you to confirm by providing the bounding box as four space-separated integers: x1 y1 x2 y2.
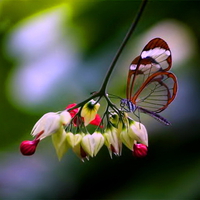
0 0 200 199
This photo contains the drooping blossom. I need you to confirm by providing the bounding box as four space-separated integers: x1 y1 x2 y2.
31 110 71 140
20 110 71 157
104 126 122 158
81 100 100 126
66 102 102 127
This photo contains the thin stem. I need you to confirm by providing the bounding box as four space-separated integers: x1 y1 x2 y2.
67 92 99 111
99 0 148 93
67 0 148 111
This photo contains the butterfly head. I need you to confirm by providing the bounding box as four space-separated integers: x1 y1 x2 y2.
120 99 136 113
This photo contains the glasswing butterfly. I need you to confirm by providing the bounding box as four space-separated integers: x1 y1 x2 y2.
121 38 178 125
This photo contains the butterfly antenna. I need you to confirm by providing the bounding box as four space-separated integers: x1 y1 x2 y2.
108 93 123 100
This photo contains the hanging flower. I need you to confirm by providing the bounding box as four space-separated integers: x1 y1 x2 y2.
66 103 102 127
92 132 105 156
127 119 148 146
20 110 71 156
81 100 100 126
103 112 127 158
71 133 90 161
103 126 122 158
120 128 134 151
120 119 148 156
66 132 82 148
81 134 96 157
52 130 70 161
31 110 71 140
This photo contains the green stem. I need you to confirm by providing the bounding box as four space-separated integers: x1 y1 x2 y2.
99 0 148 93
67 0 148 111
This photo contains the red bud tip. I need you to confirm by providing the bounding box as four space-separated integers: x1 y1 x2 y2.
133 143 148 158
20 139 40 156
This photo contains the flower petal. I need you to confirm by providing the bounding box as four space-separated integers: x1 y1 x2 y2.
81 100 100 126
31 112 60 139
120 129 134 151
89 114 102 127
81 134 95 157
31 111 71 140
103 127 122 158
128 120 148 146
66 103 79 118
59 110 72 125
72 133 90 161
52 130 70 161
66 132 82 148
93 132 104 156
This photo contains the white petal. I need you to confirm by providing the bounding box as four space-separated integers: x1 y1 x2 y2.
128 121 148 146
59 110 71 125
31 112 61 140
93 132 104 156
81 134 95 157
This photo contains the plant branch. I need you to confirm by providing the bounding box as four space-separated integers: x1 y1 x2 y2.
99 0 148 93
67 0 148 111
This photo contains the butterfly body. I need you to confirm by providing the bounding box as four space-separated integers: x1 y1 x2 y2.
122 38 178 125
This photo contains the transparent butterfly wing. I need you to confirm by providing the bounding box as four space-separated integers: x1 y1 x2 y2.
126 38 177 113
141 37 172 71
127 56 162 99
131 71 177 113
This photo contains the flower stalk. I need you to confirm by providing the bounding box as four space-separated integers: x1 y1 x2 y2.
66 0 148 112
99 0 148 93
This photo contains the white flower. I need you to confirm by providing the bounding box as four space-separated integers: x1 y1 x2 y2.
92 132 105 156
52 129 69 161
104 126 122 158
120 128 135 151
128 120 148 146
81 134 96 157
31 110 71 140
72 133 90 161
66 132 82 148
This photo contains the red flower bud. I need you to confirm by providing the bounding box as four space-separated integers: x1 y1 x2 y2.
133 143 148 157
20 139 40 156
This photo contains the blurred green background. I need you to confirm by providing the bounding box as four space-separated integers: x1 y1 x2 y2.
1 0 200 199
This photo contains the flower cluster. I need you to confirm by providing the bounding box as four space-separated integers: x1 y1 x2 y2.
20 100 148 161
